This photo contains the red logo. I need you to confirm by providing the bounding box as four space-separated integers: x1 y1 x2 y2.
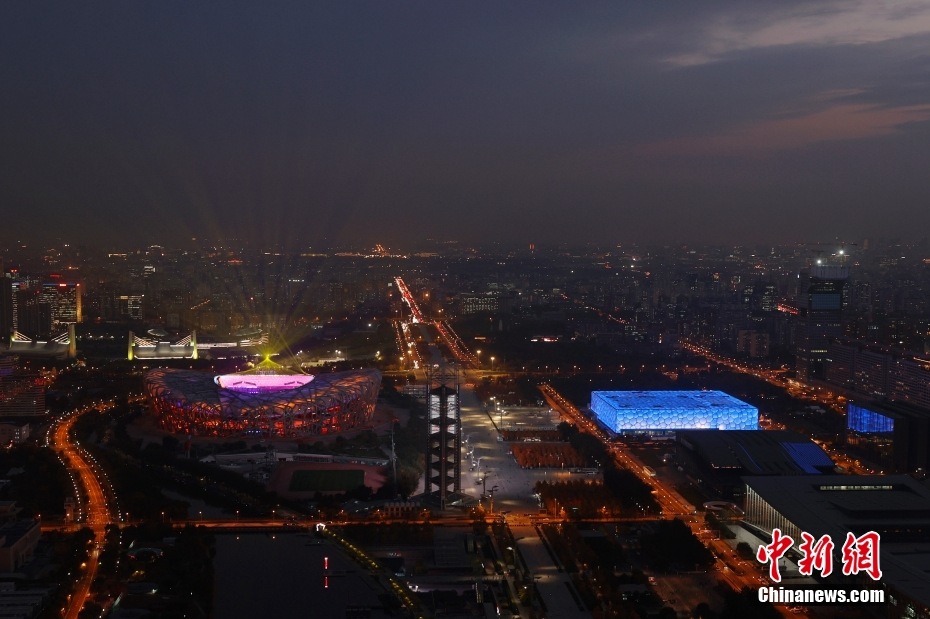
757 528 794 582
841 531 882 581
757 530 883 582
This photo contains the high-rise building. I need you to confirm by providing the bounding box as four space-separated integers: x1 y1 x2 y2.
891 355 930 411
795 265 848 380
14 289 51 339
737 330 770 358
40 281 82 328
0 276 12 345
759 282 777 312
0 355 45 417
117 295 143 321
826 339 930 411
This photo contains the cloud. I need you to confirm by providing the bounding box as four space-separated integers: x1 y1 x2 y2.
665 1 930 66
638 101 930 156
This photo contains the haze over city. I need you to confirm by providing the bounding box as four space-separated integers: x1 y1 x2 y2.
3 1 930 248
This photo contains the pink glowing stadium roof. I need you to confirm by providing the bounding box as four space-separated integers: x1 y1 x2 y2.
215 373 314 393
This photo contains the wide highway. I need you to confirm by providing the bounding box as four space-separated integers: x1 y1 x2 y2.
51 408 115 619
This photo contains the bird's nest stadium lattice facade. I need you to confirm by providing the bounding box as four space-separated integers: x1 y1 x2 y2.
144 362 381 438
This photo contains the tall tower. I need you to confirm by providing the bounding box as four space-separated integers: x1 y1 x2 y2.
0 275 12 346
795 264 849 380
425 364 461 509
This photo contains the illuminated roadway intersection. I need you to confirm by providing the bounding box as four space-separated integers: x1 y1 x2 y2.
51 409 114 619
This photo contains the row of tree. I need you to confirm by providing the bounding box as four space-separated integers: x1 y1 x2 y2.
558 421 660 513
535 480 630 518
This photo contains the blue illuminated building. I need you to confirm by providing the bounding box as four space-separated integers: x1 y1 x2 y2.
590 390 758 434
844 400 930 473
847 403 895 434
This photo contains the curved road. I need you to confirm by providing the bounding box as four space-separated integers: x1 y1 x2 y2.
51 410 113 619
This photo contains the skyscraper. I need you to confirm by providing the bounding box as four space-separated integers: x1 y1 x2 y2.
40 281 82 328
0 278 12 346
0 355 45 417
795 265 848 380
14 289 52 339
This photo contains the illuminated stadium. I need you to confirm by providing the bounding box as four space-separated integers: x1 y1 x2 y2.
144 360 381 438
590 390 758 435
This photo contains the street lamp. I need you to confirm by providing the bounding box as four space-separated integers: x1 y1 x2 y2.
490 356 495 371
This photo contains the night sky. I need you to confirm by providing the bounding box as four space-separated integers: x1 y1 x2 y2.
3 2 930 249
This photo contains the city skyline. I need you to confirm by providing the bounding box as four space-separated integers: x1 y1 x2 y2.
3 2 930 248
